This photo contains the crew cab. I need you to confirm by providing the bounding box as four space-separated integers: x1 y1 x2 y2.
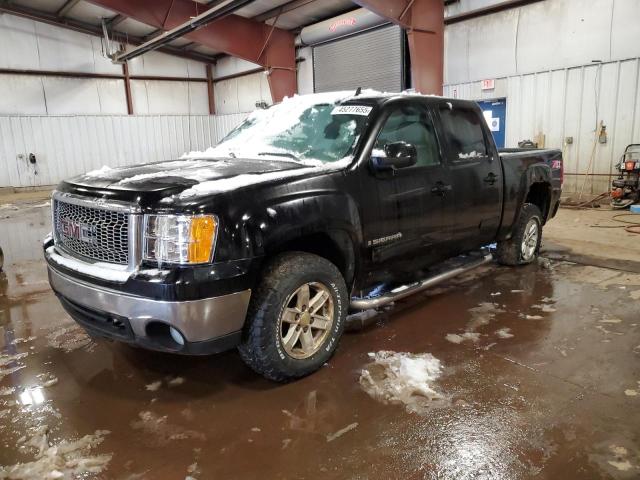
44 91 562 381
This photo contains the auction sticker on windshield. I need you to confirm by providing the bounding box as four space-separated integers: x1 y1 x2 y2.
331 105 372 116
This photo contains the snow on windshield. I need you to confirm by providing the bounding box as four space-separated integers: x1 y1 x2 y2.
182 90 379 166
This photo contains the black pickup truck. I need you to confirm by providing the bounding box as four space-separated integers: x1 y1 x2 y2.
44 91 562 381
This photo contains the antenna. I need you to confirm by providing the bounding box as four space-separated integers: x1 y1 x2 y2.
355 87 362 96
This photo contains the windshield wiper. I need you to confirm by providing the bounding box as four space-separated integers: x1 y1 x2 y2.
257 151 301 162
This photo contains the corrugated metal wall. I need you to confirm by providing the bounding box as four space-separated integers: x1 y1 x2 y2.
0 113 247 188
443 58 640 195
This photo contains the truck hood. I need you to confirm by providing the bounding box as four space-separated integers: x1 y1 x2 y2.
61 156 352 208
66 157 308 193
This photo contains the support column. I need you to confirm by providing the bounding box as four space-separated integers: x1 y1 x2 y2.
206 64 215 115
122 62 133 114
353 0 444 94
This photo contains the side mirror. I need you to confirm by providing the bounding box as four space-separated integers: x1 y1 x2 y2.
371 141 417 171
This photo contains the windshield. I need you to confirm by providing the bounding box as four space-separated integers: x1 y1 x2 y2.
209 95 371 165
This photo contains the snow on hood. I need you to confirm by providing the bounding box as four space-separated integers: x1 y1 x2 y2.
176 156 353 198
112 160 230 185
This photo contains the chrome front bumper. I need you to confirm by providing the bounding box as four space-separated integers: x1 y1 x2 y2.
47 263 251 353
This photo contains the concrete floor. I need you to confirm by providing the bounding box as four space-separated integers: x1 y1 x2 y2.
1 200 639 479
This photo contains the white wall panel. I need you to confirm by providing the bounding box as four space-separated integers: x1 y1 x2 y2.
0 75 47 114
612 0 640 60
129 80 209 115
466 9 517 80
445 0 640 85
0 12 210 115
444 58 640 195
445 0 508 17
0 113 247 188
40 77 123 114
214 71 272 115
214 56 261 79
0 15 41 70
34 22 99 73
296 47 314 95
128 51 207 79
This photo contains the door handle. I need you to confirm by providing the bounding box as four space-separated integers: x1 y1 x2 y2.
484 172 499 185
431 181 452 196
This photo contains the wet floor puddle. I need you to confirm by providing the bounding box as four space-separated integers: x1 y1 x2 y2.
1 206 640 478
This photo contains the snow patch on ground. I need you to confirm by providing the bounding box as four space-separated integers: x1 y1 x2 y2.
0 426 111 479
466 302 505 331
495 328 514 339
326 422 358 442
167 376 185 387
445 332 481 344
606 445 634 471
531 304 557 313
36 373 59 388
145 381 162 392
359 351 445 414
0 386 16 396
130 411 206 445
11 336 37 345
599 314 623 324
46 324 95 353
0 352 28 380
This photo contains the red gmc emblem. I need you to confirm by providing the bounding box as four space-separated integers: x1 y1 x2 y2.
61 218 97 244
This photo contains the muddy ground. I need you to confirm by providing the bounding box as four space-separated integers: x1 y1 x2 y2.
0 201 639 479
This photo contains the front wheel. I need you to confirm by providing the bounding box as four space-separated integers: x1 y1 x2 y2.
238 252 348 382
495 203 543 266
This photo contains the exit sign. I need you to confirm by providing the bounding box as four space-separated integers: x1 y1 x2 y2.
481 79 495 90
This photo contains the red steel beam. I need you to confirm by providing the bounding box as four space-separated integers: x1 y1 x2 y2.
206 64 216 115
353 0 443 95
122 62 134 114
85 0 296 102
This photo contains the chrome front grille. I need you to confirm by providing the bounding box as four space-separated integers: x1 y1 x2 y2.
53 198 130 265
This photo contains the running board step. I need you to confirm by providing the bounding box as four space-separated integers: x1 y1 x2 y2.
350 253 494 310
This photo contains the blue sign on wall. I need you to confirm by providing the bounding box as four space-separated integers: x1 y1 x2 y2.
477 99 507 149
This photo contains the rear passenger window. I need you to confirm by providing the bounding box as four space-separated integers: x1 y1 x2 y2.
439 107 488 160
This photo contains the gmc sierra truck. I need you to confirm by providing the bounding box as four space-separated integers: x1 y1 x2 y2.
44 91 562 381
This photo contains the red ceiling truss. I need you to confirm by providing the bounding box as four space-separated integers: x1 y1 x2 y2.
86 0 297 101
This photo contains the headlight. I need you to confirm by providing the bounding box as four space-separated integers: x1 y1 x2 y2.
143 214 217 265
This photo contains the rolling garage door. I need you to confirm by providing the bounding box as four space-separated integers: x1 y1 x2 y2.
313 25 403 93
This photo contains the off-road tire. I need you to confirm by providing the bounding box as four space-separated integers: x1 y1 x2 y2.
238 252 348 382
495 203 543 266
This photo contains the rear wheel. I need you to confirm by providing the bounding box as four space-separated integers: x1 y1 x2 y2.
238 252 348 382
496 203 543 266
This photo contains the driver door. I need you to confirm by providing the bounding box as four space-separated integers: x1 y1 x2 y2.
362 103 455 282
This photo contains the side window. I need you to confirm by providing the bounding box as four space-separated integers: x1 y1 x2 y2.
374 105 440 167
438 107 488 160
